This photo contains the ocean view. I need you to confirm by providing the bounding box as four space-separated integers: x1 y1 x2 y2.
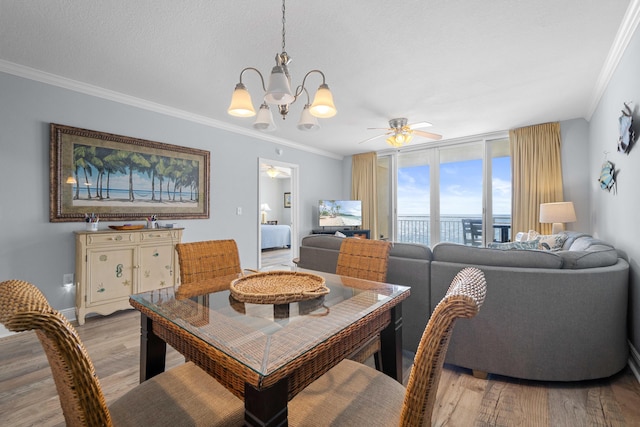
397 215 511 245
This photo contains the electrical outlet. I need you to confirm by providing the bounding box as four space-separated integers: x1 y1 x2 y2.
63 273 74 286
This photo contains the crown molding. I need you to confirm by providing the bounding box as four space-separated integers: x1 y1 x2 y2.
0 60 343 161
586 0 640 119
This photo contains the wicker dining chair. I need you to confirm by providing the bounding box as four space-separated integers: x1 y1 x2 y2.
336 238 392 282
175 239 257 289
336 238 392 368
287 267 487 427
0 279 244 427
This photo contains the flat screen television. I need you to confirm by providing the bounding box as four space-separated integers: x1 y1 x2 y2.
318 200 362 228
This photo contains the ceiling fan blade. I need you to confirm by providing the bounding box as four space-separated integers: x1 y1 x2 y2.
413 130 442 140
408 121 433 130
367 127 392 131
358 133 390 144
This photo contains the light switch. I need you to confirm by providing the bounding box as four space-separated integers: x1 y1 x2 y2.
236 207 242 215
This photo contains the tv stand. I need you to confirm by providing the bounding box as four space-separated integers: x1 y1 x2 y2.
312 229 370 239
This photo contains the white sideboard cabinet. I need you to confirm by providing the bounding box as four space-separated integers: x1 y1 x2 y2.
74 227 183 325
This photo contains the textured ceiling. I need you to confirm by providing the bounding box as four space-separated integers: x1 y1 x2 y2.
0 0 633 157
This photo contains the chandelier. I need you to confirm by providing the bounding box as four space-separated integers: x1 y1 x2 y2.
227 0 336 132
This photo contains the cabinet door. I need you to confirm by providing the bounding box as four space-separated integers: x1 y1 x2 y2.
86 247 136 306
138 244 176 292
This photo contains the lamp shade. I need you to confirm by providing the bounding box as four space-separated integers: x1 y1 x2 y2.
309 84 337 118
253 103 276 132
297 105 320 131
227 83 256 117
539 202 577 233
265 66 295 105
260 203 272 212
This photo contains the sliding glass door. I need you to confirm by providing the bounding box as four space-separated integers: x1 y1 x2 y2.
439 144 483 244
377 136 511 246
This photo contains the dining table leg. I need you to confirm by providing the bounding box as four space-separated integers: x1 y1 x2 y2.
139 313 167 383
244 378 288 427
380 303 403 383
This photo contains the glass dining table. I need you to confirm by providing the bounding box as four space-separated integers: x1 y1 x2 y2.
129 269 410 427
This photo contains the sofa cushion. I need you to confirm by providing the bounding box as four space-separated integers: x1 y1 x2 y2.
432 242 563 269
568 236 615 252
557 249 619 269
389 242 432 260
300 234 344 250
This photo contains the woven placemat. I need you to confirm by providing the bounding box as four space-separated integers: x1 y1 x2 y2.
230 271 329 304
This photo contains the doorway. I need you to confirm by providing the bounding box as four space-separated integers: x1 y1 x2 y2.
258 158 300 270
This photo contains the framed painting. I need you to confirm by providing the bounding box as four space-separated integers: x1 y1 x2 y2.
50 123 210 222
284 192 291 208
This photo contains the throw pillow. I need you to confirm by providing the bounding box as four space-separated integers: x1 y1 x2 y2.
526 230 569 251
334 231 346 238
487 240 540 250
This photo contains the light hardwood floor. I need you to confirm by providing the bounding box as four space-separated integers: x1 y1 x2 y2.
1 309 639 426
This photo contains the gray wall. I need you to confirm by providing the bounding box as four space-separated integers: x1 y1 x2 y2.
0 72 346 312
588 23 640 353
560 118 591 233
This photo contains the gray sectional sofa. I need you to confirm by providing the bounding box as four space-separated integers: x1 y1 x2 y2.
295 231 629 381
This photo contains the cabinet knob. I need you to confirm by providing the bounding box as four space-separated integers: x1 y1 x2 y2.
111 236 123 241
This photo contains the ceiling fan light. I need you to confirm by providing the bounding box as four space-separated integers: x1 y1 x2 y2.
265 66 295 105
228 83 256 117
386 135 402 147
253 103 277 132
297 105 320 131
309 84 337 118
404 132 414 144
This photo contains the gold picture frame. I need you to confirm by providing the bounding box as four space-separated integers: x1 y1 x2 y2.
50 123 210 222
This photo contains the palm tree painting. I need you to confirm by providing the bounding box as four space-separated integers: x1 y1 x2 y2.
51 123 209 222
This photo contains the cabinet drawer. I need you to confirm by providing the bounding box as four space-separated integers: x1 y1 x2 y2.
86 232 138 245
140 229 180 242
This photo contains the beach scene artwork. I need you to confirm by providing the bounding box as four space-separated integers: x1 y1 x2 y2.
318 200 362 227
50 123 210 221
69 143 201 209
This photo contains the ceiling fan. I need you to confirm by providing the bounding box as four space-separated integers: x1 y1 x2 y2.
359 118 442 147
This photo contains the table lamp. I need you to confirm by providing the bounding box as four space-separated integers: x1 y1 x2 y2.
539 202 577 233
260 203 271 224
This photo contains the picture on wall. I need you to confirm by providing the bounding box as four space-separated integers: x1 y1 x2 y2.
50 123 210 222
284 192 291 208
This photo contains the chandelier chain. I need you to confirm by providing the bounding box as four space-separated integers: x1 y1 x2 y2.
281 0 286 52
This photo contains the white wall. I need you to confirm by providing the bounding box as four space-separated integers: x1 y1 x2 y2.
0 72 345 312
588 23 640 352
260 175 291 224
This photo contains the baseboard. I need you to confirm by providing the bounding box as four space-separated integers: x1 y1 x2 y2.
60 307 76 322
628 341 640 384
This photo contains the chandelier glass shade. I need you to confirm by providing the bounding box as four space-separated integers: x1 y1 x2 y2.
227 0 336 131
253 103 277 132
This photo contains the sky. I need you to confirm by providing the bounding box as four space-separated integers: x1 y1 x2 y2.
397 156 511 216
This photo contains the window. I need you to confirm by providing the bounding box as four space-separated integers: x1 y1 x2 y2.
377 136 511 246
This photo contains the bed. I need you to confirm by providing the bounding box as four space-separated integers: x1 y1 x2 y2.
261 224 291 250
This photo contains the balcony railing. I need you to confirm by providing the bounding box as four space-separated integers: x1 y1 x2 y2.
397 215 511 246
